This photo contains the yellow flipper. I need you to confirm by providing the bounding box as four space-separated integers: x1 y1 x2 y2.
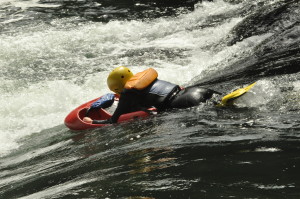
217 82 257 107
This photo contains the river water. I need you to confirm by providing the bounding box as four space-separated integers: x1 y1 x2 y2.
0 0 300 198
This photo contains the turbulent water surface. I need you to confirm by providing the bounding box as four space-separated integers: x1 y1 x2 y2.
0 0 300 198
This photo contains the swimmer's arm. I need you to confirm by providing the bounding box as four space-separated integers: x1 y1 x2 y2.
83 93 132 124
82 117 112 124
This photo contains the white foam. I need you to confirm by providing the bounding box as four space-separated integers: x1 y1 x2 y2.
0 79 109 157
0 0 60 9
293 80 300 91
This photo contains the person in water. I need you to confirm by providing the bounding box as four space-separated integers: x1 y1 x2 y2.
83 66 219 124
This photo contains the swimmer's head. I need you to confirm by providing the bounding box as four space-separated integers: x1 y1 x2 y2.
107 66 133 94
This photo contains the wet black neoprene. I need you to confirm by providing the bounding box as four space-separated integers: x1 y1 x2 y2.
92 79 218 124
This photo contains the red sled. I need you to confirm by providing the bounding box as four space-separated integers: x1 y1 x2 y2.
64 95 156 130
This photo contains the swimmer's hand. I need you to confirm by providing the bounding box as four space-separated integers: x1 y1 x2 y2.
83 117 93 124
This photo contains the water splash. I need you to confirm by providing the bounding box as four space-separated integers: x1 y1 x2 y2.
234 80 280 109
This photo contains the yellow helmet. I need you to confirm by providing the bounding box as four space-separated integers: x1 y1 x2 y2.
107 66 133 94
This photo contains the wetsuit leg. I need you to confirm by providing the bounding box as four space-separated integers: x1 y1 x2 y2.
168 87 216 108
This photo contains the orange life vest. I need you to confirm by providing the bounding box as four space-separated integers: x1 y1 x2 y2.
124 68 158 90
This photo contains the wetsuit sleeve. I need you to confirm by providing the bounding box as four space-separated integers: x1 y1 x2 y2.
91 92 140 124
110 92 136 123
86 93 115 116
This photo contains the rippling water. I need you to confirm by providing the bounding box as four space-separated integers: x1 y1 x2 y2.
0 0 300 198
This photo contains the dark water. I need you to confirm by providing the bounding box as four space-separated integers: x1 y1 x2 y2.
0 0 300 198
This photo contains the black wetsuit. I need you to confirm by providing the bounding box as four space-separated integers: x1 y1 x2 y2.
93 79 217 124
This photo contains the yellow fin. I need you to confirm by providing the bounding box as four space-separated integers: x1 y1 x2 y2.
217 82 257 107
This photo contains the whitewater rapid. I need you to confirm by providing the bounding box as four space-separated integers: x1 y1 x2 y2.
0 0 280 157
